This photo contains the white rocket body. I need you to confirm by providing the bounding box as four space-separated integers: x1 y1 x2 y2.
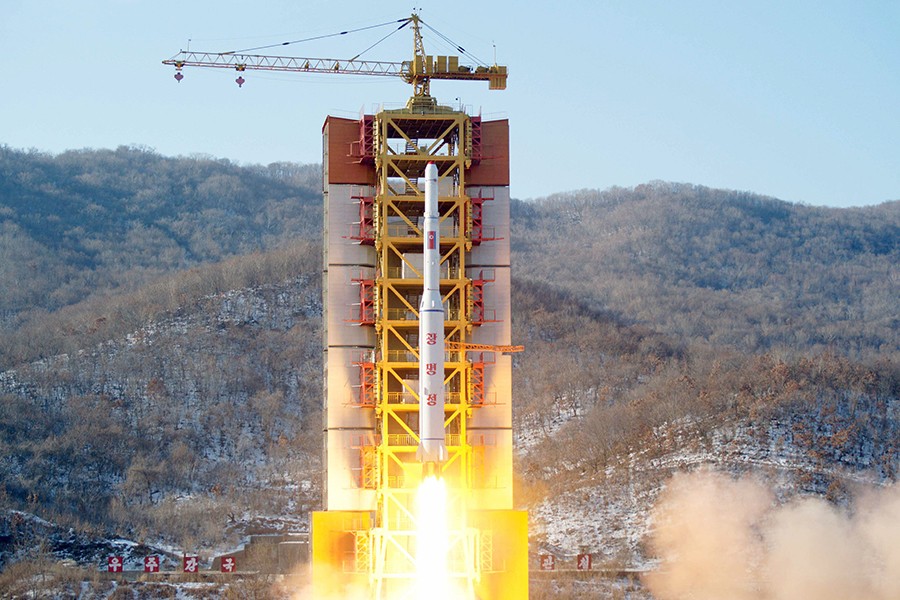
417 162 448 468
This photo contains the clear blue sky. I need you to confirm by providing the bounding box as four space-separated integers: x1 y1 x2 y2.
2 0 897 207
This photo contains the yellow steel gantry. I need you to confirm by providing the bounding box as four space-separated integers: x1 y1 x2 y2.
364 106 478 597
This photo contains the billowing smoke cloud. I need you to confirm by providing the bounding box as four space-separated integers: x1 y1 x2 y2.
645 470 900 600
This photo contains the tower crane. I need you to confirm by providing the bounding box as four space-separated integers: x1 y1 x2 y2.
163 13 507 100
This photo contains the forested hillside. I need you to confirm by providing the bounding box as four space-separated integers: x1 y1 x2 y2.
1 244 323 550
0 147 896 597
0 145 320 339
511 183 898 359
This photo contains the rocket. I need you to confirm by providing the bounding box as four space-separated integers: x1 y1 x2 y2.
417 162 448 473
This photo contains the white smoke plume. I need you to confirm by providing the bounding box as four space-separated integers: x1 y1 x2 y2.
645 470 900 600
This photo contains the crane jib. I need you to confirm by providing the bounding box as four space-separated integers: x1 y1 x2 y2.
162 13 508 94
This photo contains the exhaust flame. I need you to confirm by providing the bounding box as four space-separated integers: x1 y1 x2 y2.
415 475 450 599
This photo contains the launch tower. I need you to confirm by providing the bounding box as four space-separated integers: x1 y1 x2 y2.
164 14 527 598
318 93 527 598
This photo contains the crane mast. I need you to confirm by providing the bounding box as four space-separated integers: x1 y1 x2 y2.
162 14 507 97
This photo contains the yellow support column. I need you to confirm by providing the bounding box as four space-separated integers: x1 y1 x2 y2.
371 105 478 596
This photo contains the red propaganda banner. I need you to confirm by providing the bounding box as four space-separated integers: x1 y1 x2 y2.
539 554 555 571
183 555 200 573
221 556 237 573
107 556 124 572
144 555 160 573
577 553 593 571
